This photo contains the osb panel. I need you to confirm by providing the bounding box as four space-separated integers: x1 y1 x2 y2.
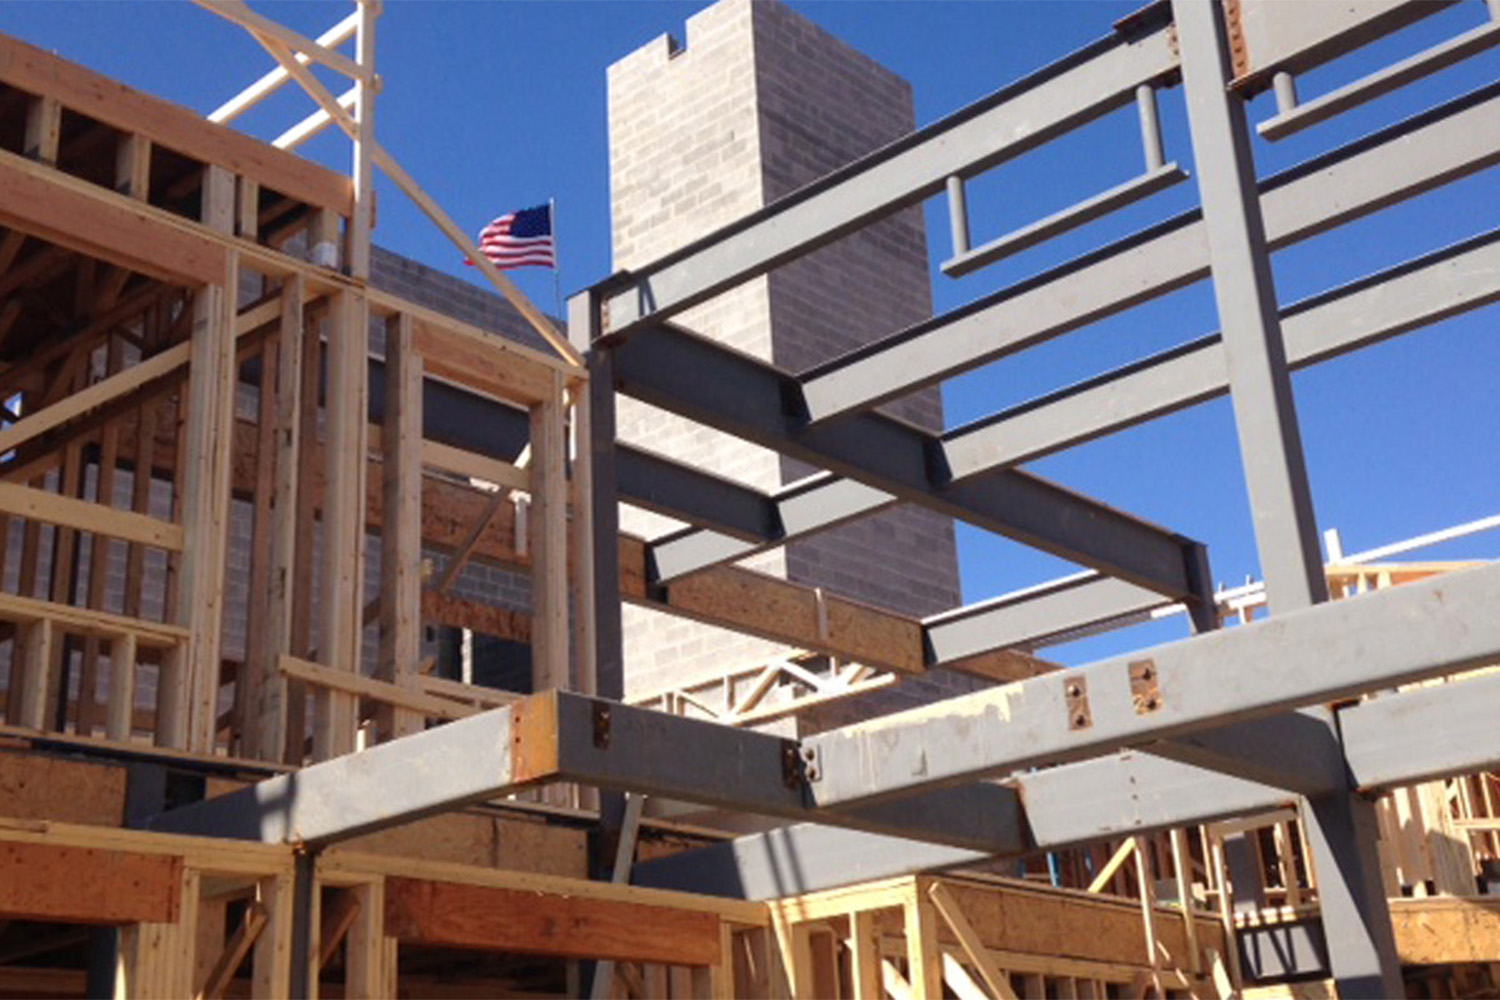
1392 898 1500 965
938 879 1224 968
339 811 586 878
385 876 721 965
0 840 179 923
0 750 126 826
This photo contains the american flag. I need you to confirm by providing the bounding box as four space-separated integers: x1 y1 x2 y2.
470 204 556 271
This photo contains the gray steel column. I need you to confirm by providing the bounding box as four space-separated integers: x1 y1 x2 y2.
568 293 624 703
569 290 629 879
1175 0 1326 613
1174 2 1400 994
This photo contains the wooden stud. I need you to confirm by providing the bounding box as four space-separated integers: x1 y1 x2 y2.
177 252 238 753
343 881 385 1000
849 910 882 1000
24 95 61 164
313 289 368 761
308 207 341 271
929 882 1019 1000
77 341 126 736
904 880 943 1000
238 338 278 755
15 619 53 731
0 153 226 287
1134 837 1164 996
195 901 267 1000
236 176 260 241
1088 840 1137 894
347 0 376 280
1169 828 1203 976
105 632 138 742
529 370 569 696
378 313 422 740
0 481 182 551
247 276 303 761
943 952 995 1000
115 133 151 200
383 875 722 966
769 910 816 999
249 873 293 999
286 289 322 764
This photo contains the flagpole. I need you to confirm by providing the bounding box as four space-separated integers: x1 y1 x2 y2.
550 196 563 322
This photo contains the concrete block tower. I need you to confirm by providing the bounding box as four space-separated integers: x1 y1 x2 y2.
608 0 969 714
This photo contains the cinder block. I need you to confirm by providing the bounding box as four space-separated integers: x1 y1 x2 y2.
608 0 968 702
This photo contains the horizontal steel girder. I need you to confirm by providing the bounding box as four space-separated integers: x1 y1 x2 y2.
801 561 1500 809
611 322 1205 602
151 691 1027 854
799 79 1500 423
599 17 1178 335
636 661 1500 899
922 572 1173 661
642 216 1500 590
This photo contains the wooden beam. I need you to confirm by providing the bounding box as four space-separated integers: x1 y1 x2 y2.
378 313 423 740
249 275 304 761
278 653 508 722
618 536 927 674
929 882 1020 1000
14 619 53 732
23 95 61 164
316 889 362 969
421 591 531 643
212 11 360 124
114 133 151 200
412 319 562 406
529 370 568 694
313 289 368 760
0 34 351 214
0 150 225 286
105 632 138 742
195 901 267 1000
177 254 239 752
422 440 529 494
194 0 369 81
0 840 180 924
252 873 294 998
905 881 943 1000
1089 840 1139 894
0 480 181 550
384 877 722 966
369 146 580 366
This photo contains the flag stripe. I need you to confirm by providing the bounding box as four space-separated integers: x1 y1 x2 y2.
472 203 555 271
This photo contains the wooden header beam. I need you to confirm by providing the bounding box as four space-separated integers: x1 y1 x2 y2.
0 150 225 285
0 33 352 215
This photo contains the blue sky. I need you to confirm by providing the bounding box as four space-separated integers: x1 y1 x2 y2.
3 1 1497 662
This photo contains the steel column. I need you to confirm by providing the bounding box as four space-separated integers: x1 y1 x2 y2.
1174 3 1395 991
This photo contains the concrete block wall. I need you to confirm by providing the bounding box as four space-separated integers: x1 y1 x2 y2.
608 0 980 714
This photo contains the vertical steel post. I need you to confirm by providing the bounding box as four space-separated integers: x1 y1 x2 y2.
1136 83 1166 171
945 175 970 257
1272 72 1299 116
569 289 629 999
568 291 623 704
1173 2 1401 995
1175 0 1326 614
